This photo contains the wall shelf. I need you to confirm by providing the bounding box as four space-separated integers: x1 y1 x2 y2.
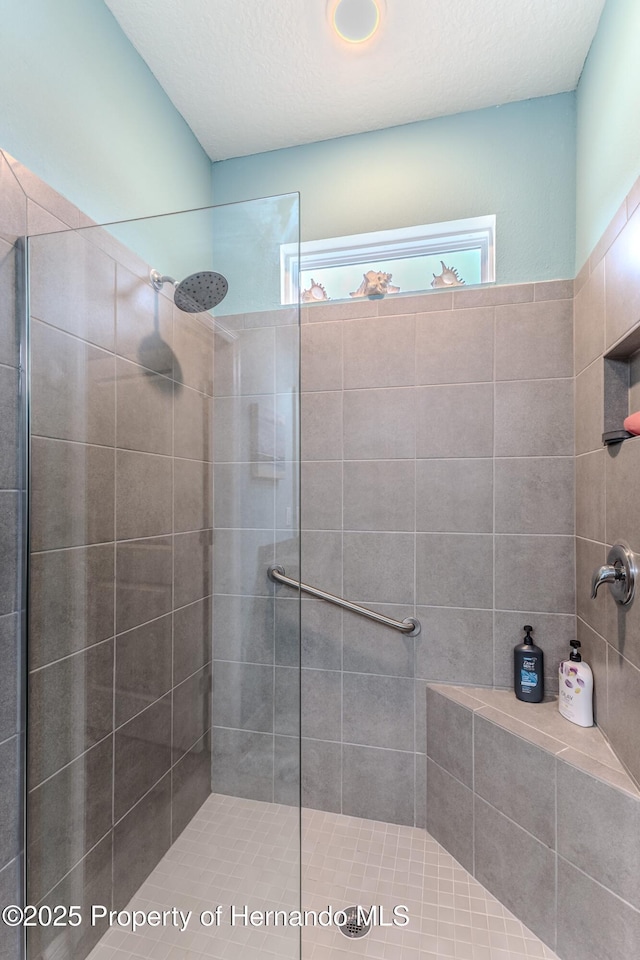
602 329 640 445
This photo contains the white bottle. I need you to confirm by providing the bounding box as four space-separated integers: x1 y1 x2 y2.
558 639 593 727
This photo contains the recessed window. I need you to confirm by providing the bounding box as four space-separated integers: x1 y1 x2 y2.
280 215 495 304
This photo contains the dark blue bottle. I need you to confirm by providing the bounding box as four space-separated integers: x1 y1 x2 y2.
514 625 544 702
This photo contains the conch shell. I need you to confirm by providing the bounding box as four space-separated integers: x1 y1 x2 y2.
431 261 465 288
350 270 400 298
301 279 329 302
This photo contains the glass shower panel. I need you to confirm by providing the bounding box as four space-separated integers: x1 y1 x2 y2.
26 195 300 960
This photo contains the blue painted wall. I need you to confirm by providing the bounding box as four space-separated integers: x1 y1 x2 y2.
0 0 212 225
213 93 577 285
576 0 640 270
8 0 629 283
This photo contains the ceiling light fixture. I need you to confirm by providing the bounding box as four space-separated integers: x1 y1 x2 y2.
330 0 382 44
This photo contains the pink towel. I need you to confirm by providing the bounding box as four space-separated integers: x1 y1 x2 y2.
623 411 640 435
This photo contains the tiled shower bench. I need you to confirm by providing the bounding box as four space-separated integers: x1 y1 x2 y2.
425 684 640 960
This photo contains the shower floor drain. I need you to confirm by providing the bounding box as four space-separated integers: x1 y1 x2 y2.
337 906 372 939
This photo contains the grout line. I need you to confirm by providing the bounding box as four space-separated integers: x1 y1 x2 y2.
555 852 640 915
31 433 116 452
111 768 172 831
211 725 416 755
0 360 20 374
0 856 19 882
437 754 553 850
32 526 212 556
30 314 115 358
31 433 209 465
28 730 114 794
111 345 117 883
35 830 114 909
575 534 610 547
303 454 575 462
30 313 210 397
214 527 576 537
170 319 176 840
0 732 19 750
472 710 476 875
0 150 28 199
212 594 577 618
30 598 211 674
412 324 418 828
492 306 497 690
29 659 212 797
272 329 277 807
339 318 344 818
28 634 114 674
171 728 210 777
554 756 559 952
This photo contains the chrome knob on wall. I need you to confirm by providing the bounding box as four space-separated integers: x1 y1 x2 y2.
591 542 637 605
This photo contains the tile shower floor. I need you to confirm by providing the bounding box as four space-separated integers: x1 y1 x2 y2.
88 794 559 960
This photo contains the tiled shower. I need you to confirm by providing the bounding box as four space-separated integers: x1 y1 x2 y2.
2 146 640 960
212 281 576 829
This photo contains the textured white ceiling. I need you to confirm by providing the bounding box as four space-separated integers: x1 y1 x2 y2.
103 0 606 162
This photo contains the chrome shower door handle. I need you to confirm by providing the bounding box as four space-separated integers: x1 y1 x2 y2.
591 542 637 605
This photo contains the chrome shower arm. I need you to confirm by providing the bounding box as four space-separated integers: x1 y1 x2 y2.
149 269 177 291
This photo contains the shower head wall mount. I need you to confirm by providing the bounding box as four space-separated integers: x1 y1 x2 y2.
150 269 176 291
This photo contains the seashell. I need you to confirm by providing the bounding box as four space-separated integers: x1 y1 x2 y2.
350 270 400 298
301 279 329 302
431 260 465 288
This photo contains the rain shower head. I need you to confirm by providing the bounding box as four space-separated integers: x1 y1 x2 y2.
150 269 228 312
